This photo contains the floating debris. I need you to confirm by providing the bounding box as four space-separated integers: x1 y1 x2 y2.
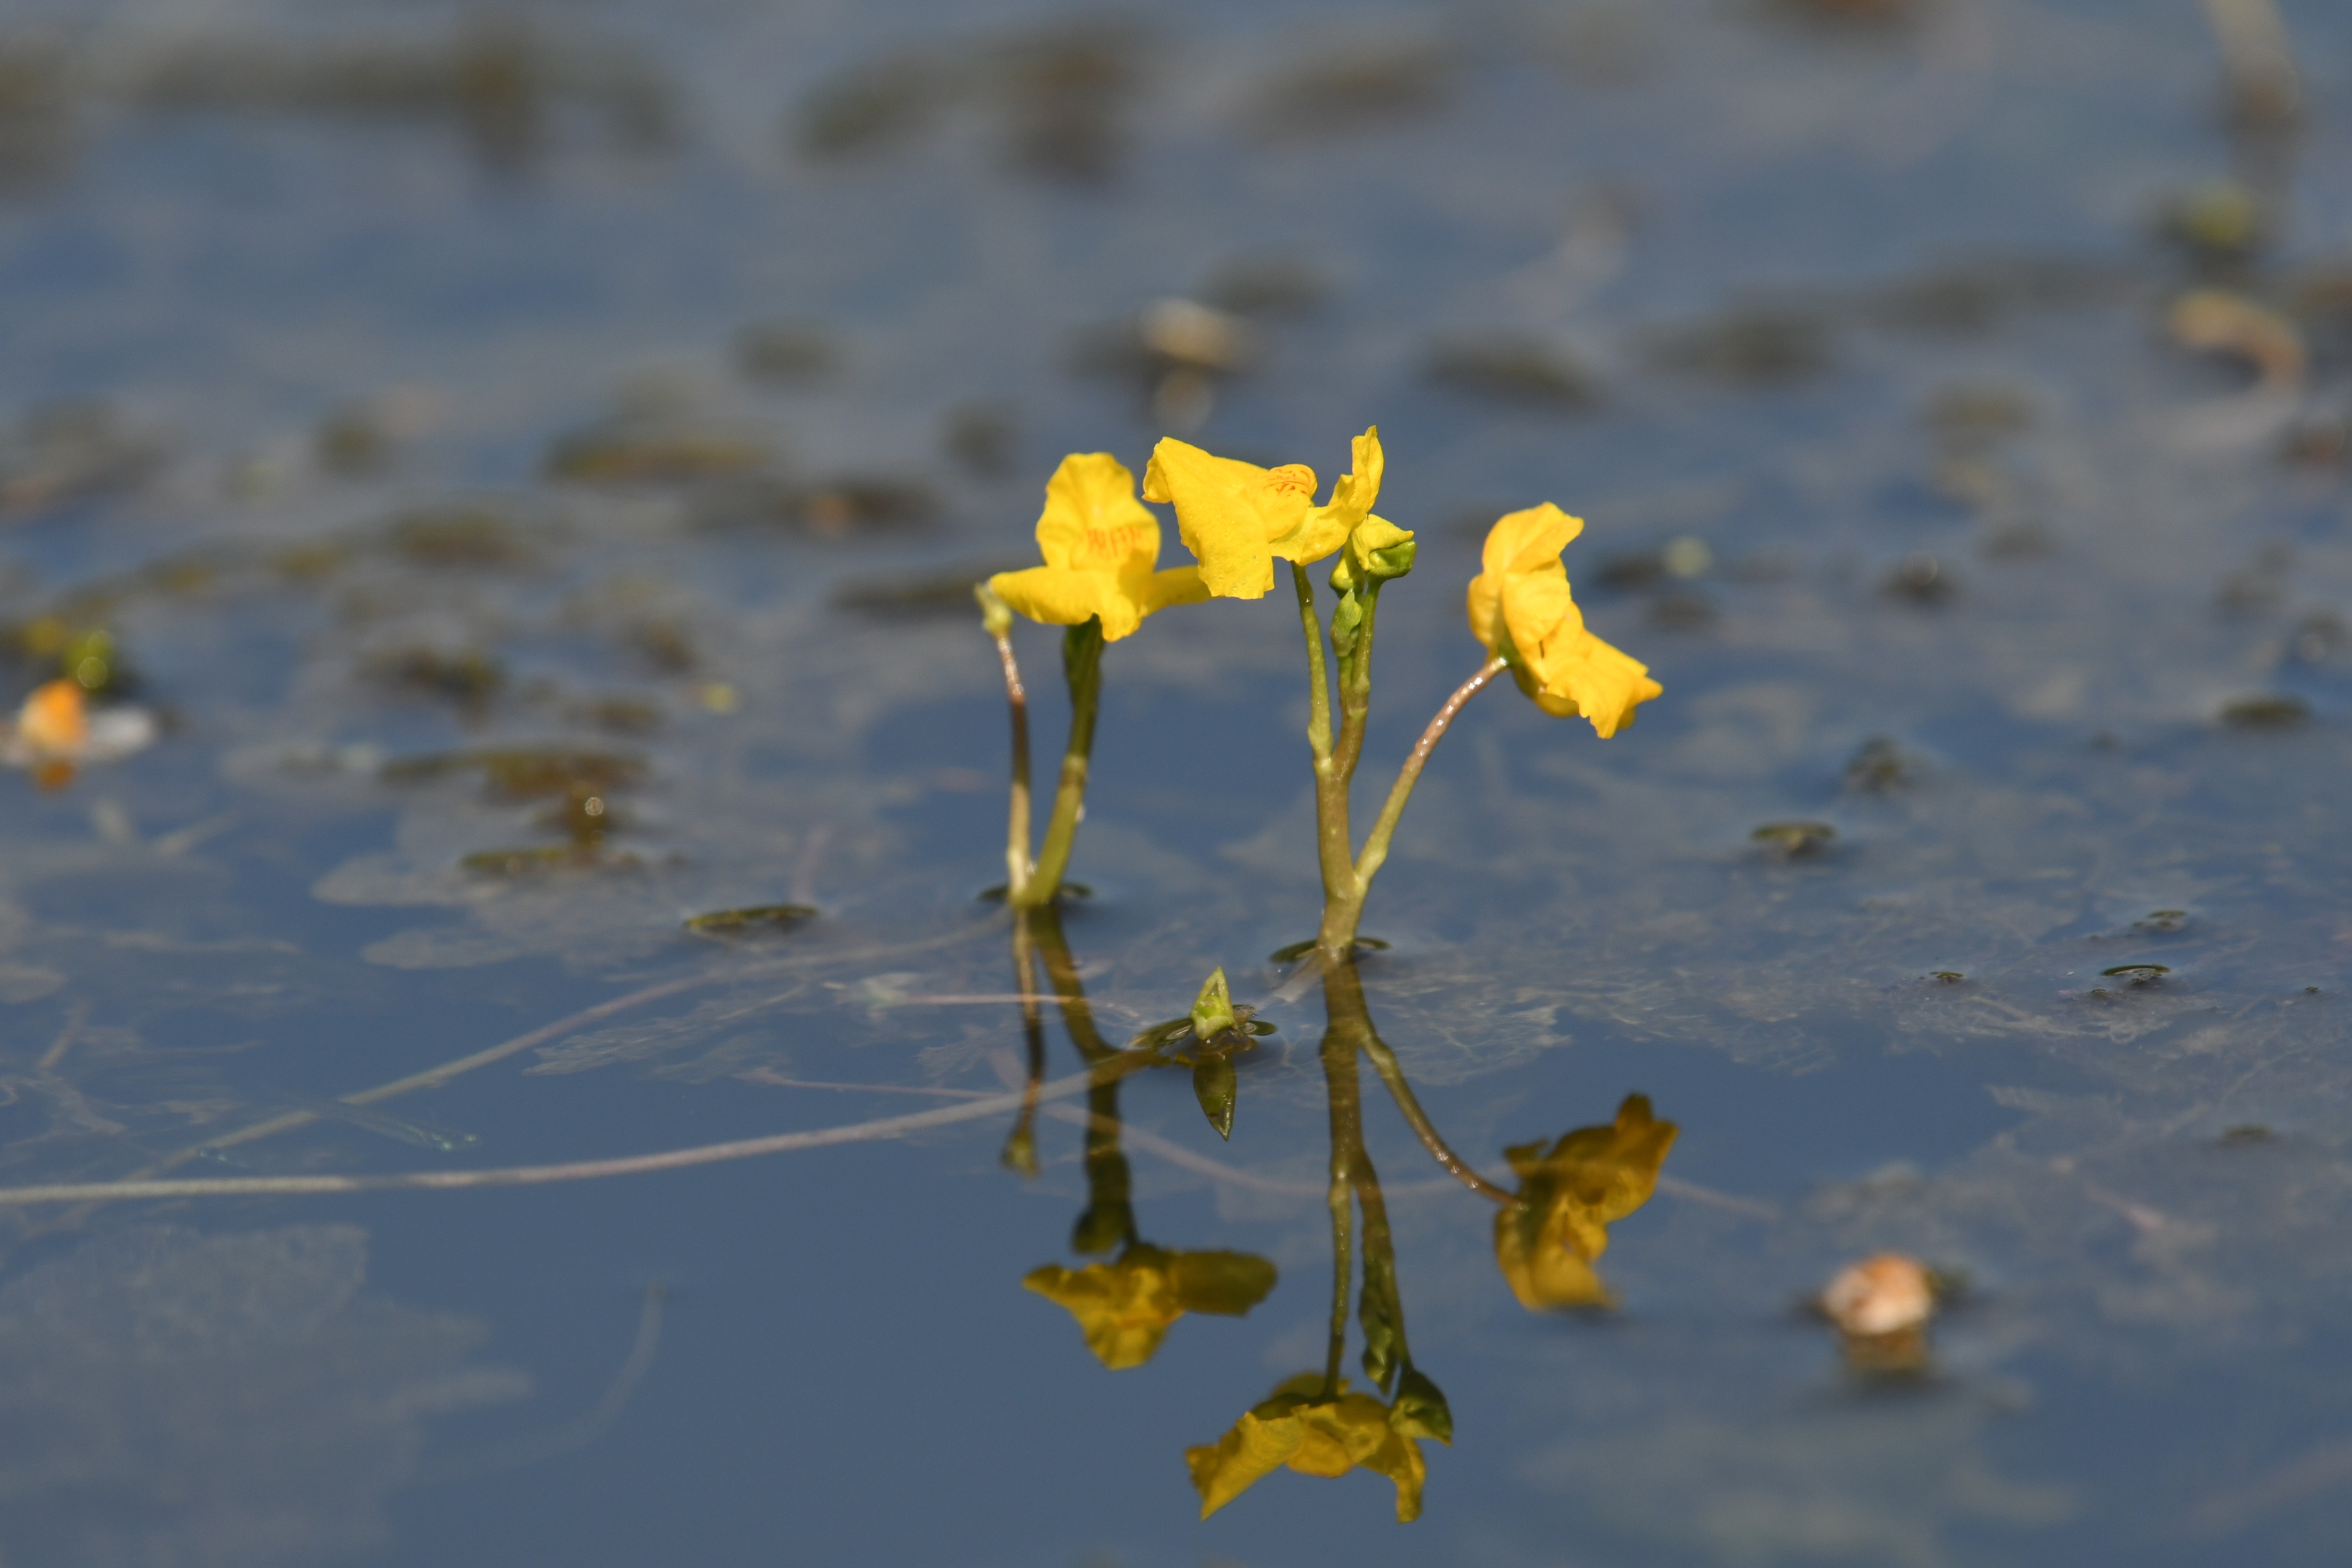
1844 735 1924 792
734 320 840 382
1751 820 1836 856
684 903 817 934
797 478 940 537
1818 1252 1935 1376
569 695 662 735
1199 253 1331 317
2168 289 2305 392
460 845 628 875
546 422 772 486
2219 693 2308 728
124 21 675 174
990 22 1140 185
1928 970 1964 984
2158 179 2268 265
626 619 697 674
1880 552 1956 604
1923 384 2034 444
1243 38 1456 140
2099 963 2171 986
367 647 504 710
0 401 166 518
1422 334 1597 408
540 778 621 845
381 748 644 798
2218 1123 2276 1145
792 51 947 159
942 401 1018 475
386 505 538 570
1 678 155 788
2132 909 2189 933
1640 308 1831 388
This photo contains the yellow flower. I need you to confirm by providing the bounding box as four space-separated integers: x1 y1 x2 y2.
1143 428 1389 599
1185 1373 1429 1522
1466 504 1662 737
1024 1245 1275 1370
1493 1094 1677 1311
988 452 1209 640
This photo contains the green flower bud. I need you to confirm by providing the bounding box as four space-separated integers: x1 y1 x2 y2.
1189 967 1236 1040
973 581 1014 639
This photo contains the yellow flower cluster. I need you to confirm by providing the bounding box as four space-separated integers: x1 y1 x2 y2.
988 432 1660 734
1024 1245 1275 1370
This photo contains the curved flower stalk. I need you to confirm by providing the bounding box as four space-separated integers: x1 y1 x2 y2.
1320 504 1662 955
982 453 1207 906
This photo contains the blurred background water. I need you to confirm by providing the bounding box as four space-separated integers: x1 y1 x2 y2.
0 0 2350 1562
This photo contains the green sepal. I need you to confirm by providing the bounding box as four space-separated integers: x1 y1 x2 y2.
973 581 1014 638
1390 1366 1453 1445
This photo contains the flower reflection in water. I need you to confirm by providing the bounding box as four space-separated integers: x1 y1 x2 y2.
1002 910 1675 1522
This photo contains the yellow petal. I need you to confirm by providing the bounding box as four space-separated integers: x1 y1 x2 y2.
1495 1095 1678 1312
1482 502 1583 577
1358 1426 1429 1523
1035 452 1160 576
1144 439 1315 600
1023 1254 1185 1370
1466 502 1659 735
1188 1410 1306 1518
987 565 1127 638
1275 427 1384 566
1530 627 1663 738
1139 565 1211 618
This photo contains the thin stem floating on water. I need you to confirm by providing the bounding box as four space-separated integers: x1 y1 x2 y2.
0 1073 1103 1206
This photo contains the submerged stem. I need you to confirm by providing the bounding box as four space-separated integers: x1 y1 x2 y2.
1321 1015 1358 1397
1018 620 1104 908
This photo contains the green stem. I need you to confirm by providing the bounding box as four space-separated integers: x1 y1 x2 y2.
989 628 1034 903
1017 620 1104 909
1317 656 1508 954
1293 563 1356 928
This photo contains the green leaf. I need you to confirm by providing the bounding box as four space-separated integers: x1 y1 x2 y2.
1193 1055 1237 1140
